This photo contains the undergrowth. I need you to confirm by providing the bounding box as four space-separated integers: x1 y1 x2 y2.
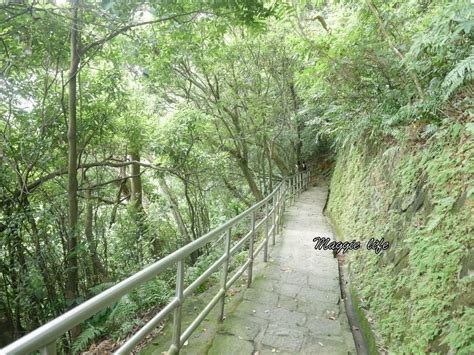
72 241 251 352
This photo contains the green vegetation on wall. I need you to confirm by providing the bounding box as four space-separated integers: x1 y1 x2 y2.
1 0 473 351
328 119 473 353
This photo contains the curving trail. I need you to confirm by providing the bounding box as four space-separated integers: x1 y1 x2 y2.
204 186 356 354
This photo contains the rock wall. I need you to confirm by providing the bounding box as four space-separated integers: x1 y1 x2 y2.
327 119 473 353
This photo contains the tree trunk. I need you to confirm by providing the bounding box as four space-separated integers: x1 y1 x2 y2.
264 138 273 191
159 176 192 243
270 145 290 175
289 83 303 164
129 151 145 265
85 187 107 284
366 0 424 99
129 151 143 211
66 0 80 308
237 157 263 201
23 199 58 319
223 178 252 207
160 176 199 262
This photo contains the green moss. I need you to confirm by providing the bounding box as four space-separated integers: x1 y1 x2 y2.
350 286 379 355
327 119 474 353
327 211 379 354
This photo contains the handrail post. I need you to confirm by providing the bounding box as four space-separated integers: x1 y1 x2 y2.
40 342 56 355
170 260 184 355
275 188 280 235
292 176 295 205
293 173 298 203
264 202 269 262
280 184 285 226
295 175 298 199
271 194 276 245
299 173 302 194
296 173 299 195
218 228 231 322
297 174 300 196
247 211 255 287
296 174 299 197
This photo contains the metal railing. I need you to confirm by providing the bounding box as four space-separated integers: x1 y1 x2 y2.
1 170 311 355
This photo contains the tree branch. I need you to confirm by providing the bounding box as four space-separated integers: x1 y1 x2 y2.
23 160 171 195
80 11 201 55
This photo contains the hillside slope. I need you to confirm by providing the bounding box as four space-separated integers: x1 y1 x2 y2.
327 118 473 353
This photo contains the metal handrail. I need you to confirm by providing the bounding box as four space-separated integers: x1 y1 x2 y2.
1 170 311 355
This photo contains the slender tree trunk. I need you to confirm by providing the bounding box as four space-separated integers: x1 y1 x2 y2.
289 83 303 163
129 151 143 211
264 138 273 191
85 187 107 284
66 0 80 308
260 146 267 194
158 176 192 244
237 157 263 201
23 200 58 318
129 151 145 265
270 145 290 175
8 231 25 339
223 178 252 206
366 0 424 99
182 176 197 240
160 176 199 261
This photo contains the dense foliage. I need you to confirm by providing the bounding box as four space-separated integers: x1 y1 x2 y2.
0 0 472 353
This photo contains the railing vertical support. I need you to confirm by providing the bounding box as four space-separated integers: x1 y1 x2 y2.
280 184 285 227
279 184 283 223
247 211 255 287
291 176 295 205
275 188 280 235
295 174 298 196
218 228 231 322
295 175 298 198
296 174 299 197
296 173 299 196
298 173 302 194
264 202 269 262
171 260 184 355
39 342 56 355
271 195 276 245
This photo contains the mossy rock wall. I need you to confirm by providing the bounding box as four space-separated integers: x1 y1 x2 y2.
327 120 474 353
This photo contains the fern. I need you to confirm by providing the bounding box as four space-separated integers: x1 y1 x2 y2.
72 325 105 353
131 279 172 308
442 47 474 100
107 295 138 326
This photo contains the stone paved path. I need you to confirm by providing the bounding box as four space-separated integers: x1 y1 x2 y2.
207 186 356 354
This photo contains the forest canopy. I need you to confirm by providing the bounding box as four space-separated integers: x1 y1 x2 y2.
0 0 472 353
